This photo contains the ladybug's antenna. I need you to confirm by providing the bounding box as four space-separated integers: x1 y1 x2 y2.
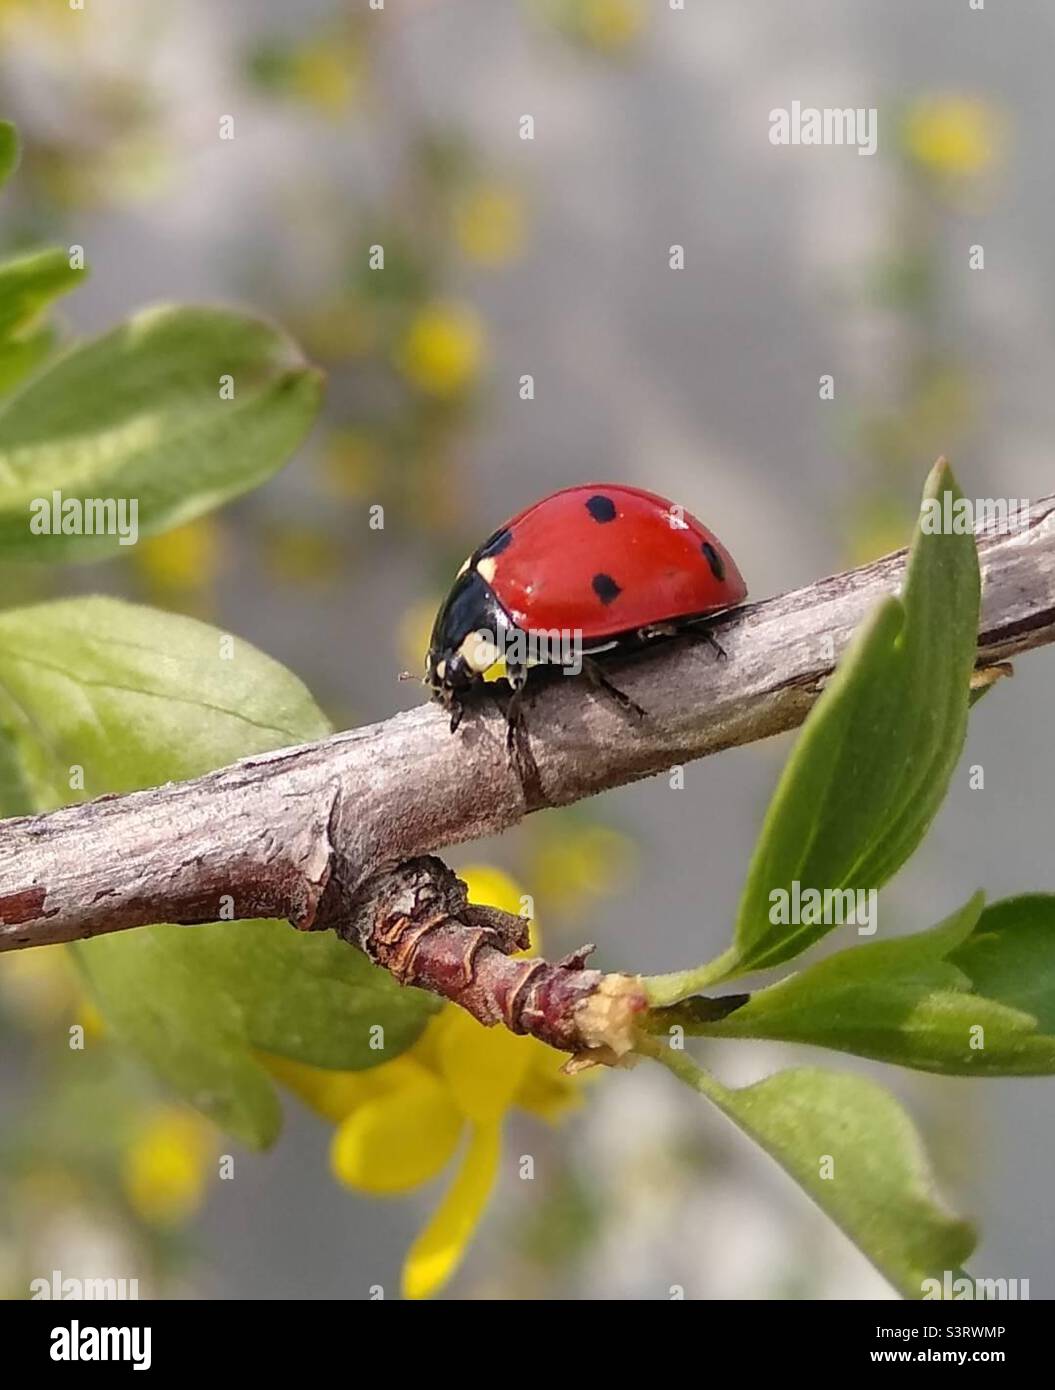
397 670 415 682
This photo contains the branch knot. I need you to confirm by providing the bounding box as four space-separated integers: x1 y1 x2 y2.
341 856 647 1064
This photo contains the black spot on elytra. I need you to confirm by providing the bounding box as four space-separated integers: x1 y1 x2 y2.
477 527 512 560
701 541 725 581
592 572 622 605
585 494 617 524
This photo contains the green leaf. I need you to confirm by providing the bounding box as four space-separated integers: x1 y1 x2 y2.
717 460 978 986
950 894 1055 1032
0 248 86 341
0 122 19 191
122 917 433 1070
0 596 333 805
75 928 285 1149
664 893 1055 1076
0 721 34 817
640 1039 976 1298
75 919 435 1149
0 304 324 562
0 596 435 1145
0 322 57 397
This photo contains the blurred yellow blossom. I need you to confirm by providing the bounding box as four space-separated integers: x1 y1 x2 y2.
77 995 106 1043
268 865 579 1299
845 500 915 569
289 40 361 117
530 821 637 916
134 518 223 602
535 0 646 53
0 0 70 35
397 302 484 397
399 595 439 679
322 428 383 500
0 944 80 1030
295 301 378 360
454 185 526 266
121 1107 215 1227
0 940 110 1042
901 97 1002 181
581 0 647 51
908 364 976 442
261 523 344 586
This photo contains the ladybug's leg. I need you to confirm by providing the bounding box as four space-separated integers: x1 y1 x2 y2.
679 621 728 661
637 621 679 641
500 668 543 794
636 619 726 660
504 663 528 757
698 630 727 661
581 657 647 722
503 665 543 790
448 695 465 734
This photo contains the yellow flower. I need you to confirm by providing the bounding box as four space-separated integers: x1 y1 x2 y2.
844 501 914 568
289 40 361 117
453 185 526 267
399 596 438 682
261 523 344 586
134 518 223 600
0 944 80 1030
270 865 579 1299
321 428 383 501
397 302 484 398
530 821 637 916
581 0 646 52
0 944 109 1039
901 97 1002 180
0 0 69 35
121 1107 215 1227
77 995 106 1042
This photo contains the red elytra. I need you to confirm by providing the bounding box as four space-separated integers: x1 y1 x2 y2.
425 483 747 733
485 482 746 637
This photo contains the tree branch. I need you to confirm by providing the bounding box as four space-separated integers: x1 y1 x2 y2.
1 492 1054 1053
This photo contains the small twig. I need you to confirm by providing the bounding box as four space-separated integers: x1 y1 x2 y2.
343 856 647 1065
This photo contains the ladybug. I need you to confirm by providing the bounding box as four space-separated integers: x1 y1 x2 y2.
425 483 747 739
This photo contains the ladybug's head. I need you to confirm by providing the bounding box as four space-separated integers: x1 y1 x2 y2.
425 567 511 714
424 644 476 699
